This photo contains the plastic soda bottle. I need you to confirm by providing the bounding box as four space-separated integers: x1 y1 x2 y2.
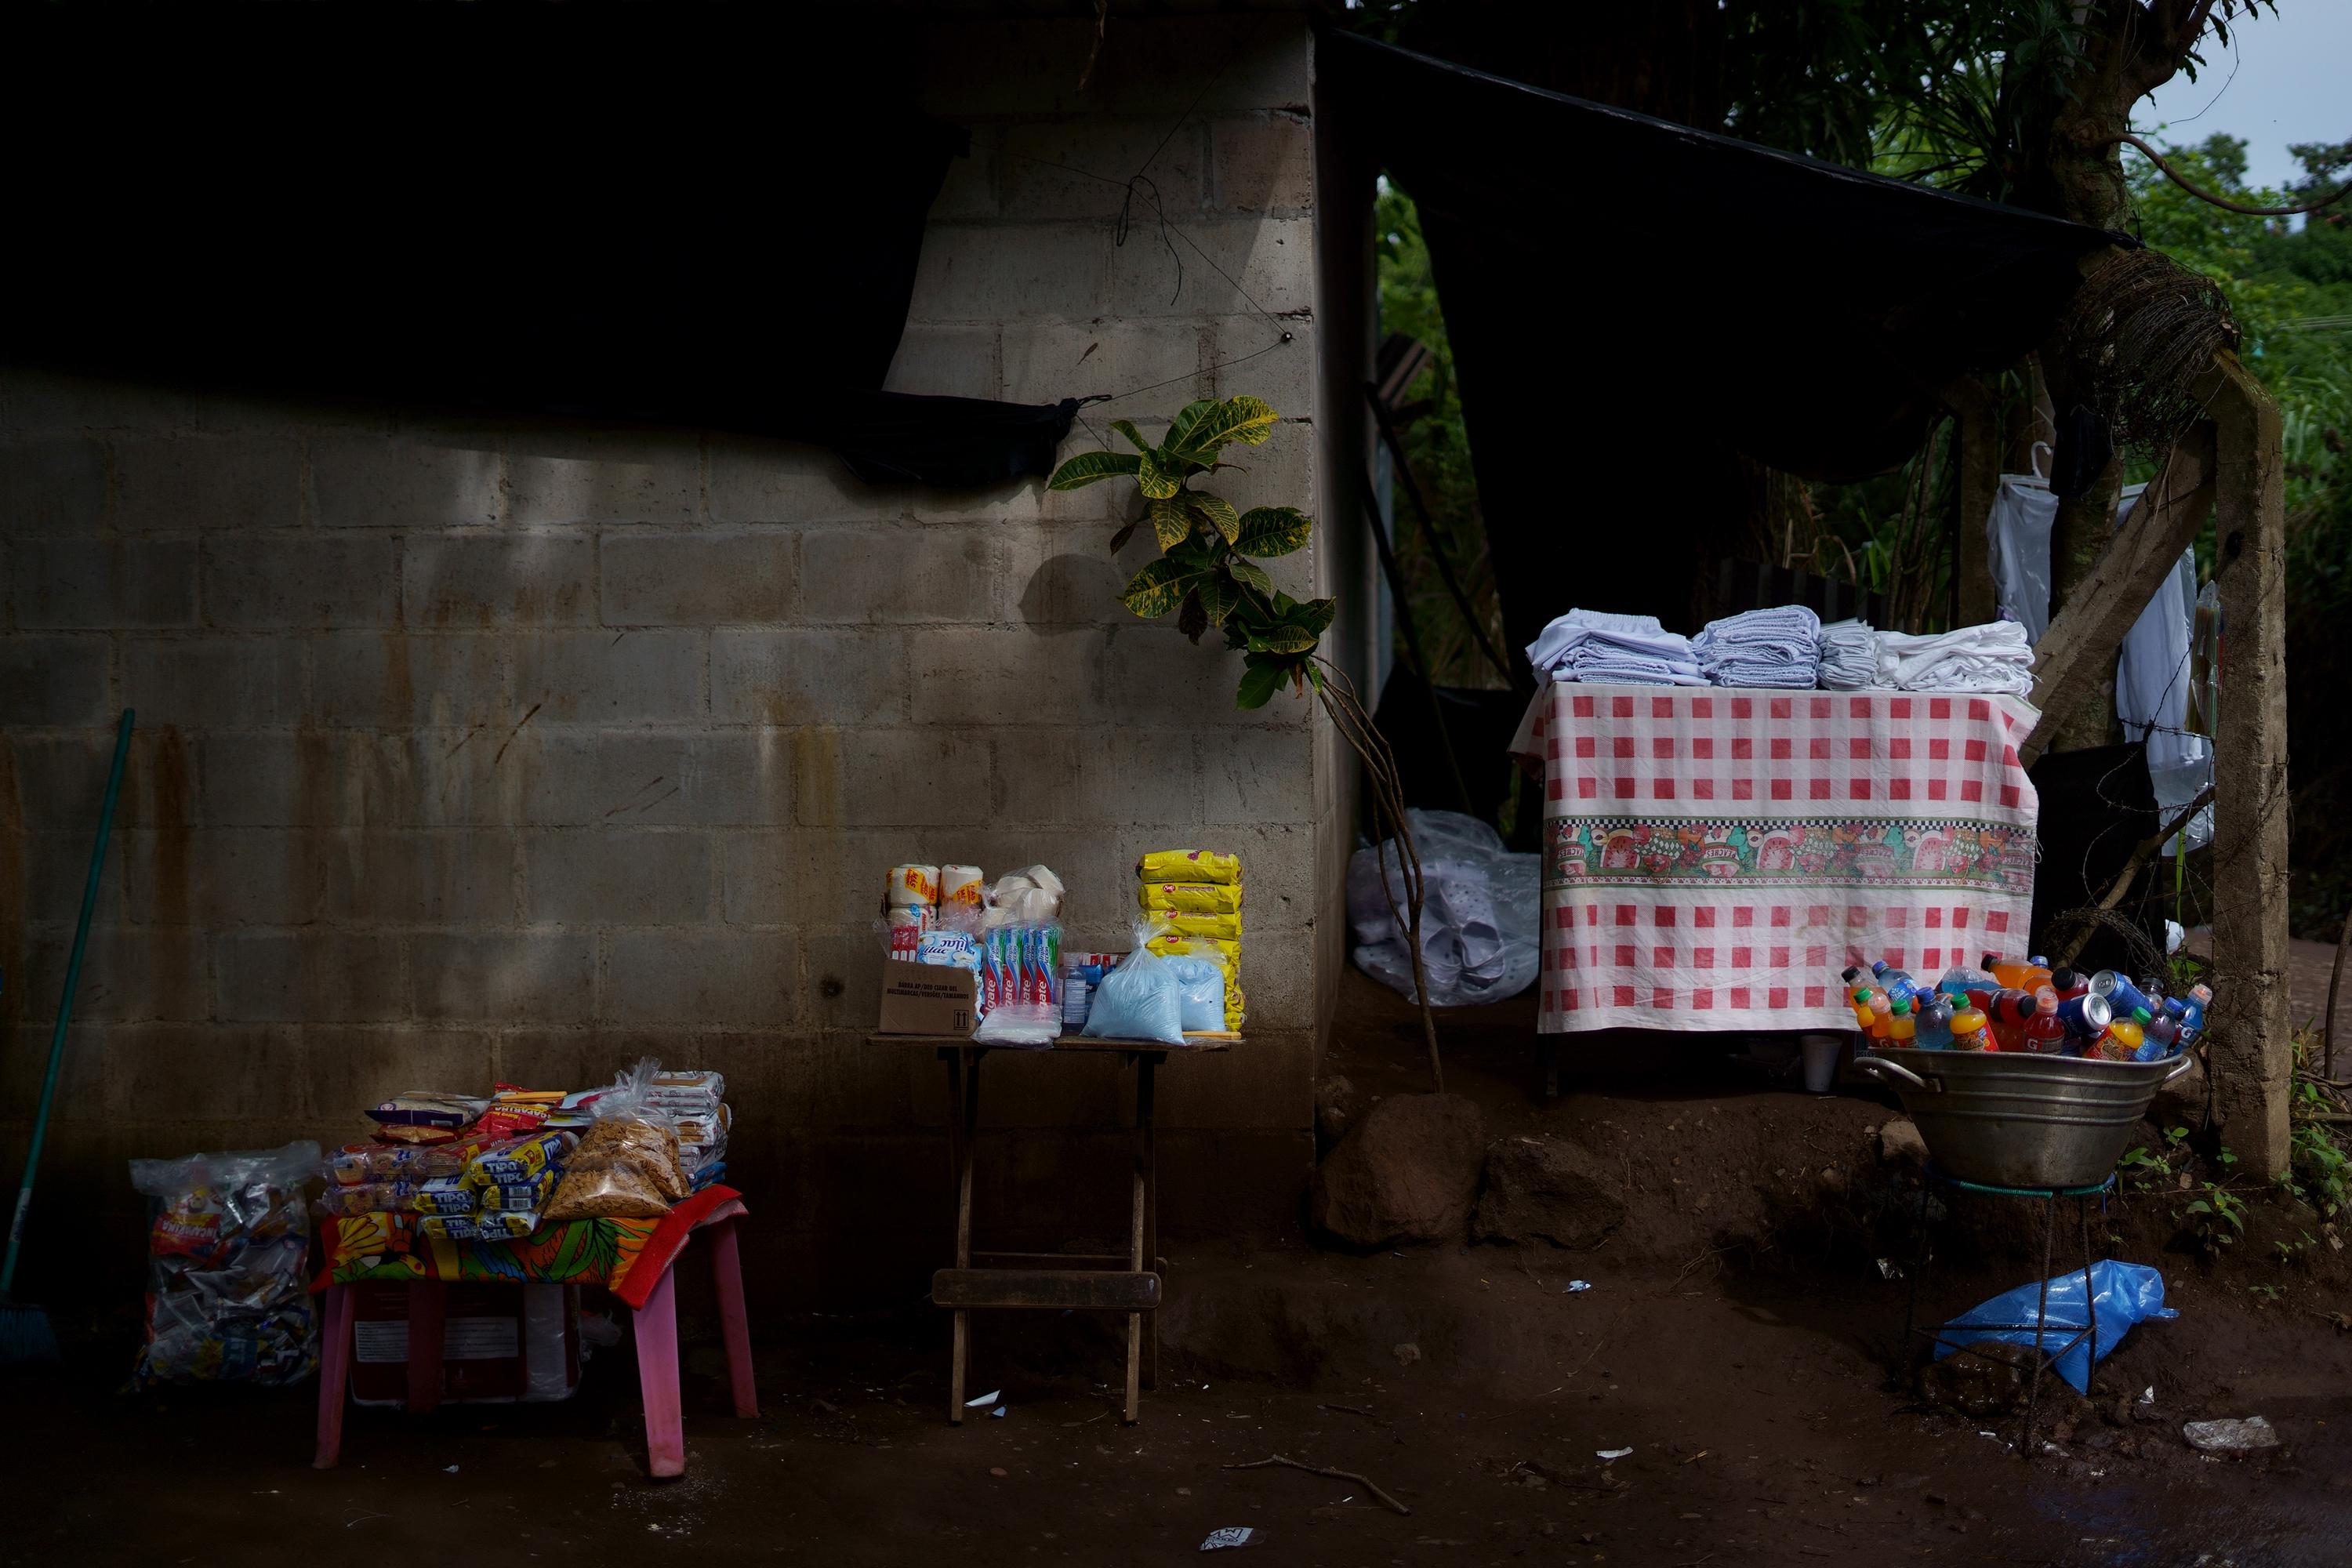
1886 995 1917 1047
1915 995 1955 1050
1871 960 1922 1009
2021 989 2069 1054
1938 961 1994 1001
1847 985 1878 1033
2178 982 2212 1044
2054 991 2112 1043
2100 1005 2151 1061
1985 952 2053 993
2089 970 2156 1022
2048 967 2089 1000
2140 1010 2181 1062
1948 1007 1991 1051
1860 989 1893 1040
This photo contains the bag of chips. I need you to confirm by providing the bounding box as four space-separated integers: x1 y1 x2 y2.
543 1061 688 1221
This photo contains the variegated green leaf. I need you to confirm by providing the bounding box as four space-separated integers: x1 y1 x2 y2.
1184 492 1240 543
1110 419 1154 456
1108 519 1139 554
1136 448 1181 500
1168 395 1279 459
1250 625 1319 655
1229 557 1275 593
1232 505 1312 557
1120 557 1198 619
1048 450 1143 490
1295 596 1338 634
1178 589 1208 644
1166 399 1218 454
1149 497 1192 552
1235 659 1283 710
1197 573 1241 626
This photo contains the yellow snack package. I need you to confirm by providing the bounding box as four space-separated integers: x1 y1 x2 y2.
1146 934 1242 971
1139 882 1243 916
1137 850 1241 886
1155 911 1243 940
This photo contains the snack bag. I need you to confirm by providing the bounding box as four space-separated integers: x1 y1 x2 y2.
543 1061 688 1221
316 1181 417 1219
1138 850 1240 885
1139 882 1243 916
365 1091 487 1131
1155 911 1243 942
470 1210 544 1240
464 1129 577 1187
476 1085 564 1140
410 1176 479 1215
417 1214 481 1241
478 1167 558 1211
1145 933 1243 971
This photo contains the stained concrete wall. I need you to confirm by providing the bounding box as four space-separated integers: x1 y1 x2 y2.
0 12 1345 1307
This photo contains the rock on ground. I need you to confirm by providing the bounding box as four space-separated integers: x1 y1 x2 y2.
1473 1135 1626 1250
1311 1092 1486 1246
1877 1120 1929 1171
2150 1053 2210 1131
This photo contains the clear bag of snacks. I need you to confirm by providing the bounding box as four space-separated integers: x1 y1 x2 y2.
543 1061 688 1221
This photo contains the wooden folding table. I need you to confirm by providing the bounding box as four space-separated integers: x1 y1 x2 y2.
873 1033 1231 1425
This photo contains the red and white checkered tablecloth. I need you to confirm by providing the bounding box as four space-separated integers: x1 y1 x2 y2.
1508 684 2042 1033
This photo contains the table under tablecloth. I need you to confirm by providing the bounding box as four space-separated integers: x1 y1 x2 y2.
310 1185 743 1310
1509 684 2041 1033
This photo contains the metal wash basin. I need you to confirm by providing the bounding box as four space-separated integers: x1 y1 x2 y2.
1853 1049 2198 1189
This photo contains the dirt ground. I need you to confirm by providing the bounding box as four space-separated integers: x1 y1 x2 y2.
11 971 2352 1566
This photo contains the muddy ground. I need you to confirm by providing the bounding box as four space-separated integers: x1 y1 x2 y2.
10 972 2352 1566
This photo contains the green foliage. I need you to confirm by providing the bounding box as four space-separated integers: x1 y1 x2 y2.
1048 397 1334 706
2180 1181 2246 1255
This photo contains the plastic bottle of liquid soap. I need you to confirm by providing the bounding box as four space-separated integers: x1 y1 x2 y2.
1948 1006 1991 1051
1915 994 1955 1051
2021 989 2069 1054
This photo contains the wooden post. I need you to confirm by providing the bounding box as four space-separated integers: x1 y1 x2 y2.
2205 355 2293 1178
2018 423 2217 768
1943 377 2001 629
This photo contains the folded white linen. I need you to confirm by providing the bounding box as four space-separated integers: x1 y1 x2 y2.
1873 622 2035 695
1695 604 1821 688
1816 619 1879 689
1526 608 1702 686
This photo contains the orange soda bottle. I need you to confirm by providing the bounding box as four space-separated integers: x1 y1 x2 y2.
1886 995 1917 1047
1948 1006 1991 1051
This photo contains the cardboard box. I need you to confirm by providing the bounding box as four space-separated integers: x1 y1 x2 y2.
877 964 978 1036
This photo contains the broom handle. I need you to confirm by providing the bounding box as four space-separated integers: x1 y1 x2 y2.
2 708 132 1296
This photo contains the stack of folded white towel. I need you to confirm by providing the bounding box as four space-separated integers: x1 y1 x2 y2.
1873 621 2035 695
1524 609 1704 687
1693 605 1821 688
1815 619 1879 689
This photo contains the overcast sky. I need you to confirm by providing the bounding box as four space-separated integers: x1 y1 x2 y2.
2137 4 2350 193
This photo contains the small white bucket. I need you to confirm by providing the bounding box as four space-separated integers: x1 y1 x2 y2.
1799 1033 1849 1094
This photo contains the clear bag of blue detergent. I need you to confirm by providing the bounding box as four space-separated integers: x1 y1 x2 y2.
1159 954 1228 1034
1934 1258 2176 1392
1081 924 1186 1046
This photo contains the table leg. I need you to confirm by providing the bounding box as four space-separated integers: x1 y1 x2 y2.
1124 1055 1149 1425
634 1263 686 1479
2078 1195 2099 1377
313 1284 354 1469
2021 1193 2056 1457
406 1279 445 1415
1140 1055 1159 1393
708 1217 760 1419
949 1049 979 1425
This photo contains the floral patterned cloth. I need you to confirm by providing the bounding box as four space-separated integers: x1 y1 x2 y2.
312 1185 743 1311
1511 684 2041 1032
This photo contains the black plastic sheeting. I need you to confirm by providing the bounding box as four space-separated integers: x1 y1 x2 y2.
1 10 1073 489
1320 31 2119 662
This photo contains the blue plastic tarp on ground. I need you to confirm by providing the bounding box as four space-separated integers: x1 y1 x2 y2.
1933 1259 2177 1392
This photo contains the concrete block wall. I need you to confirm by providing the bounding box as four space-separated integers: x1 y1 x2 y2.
0 11 1337 1307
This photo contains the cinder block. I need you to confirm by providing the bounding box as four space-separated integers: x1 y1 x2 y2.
1102 216 1314 320
881 325 1003 402
109 436 303 532
10 538 196 629
916 15 1309 118
791 727 991 829
0 438 107 535
513 629 703 724
524 829 713 924
0 368 199 432
1210 112 1312 213
490 1029 616 1098
311 432 503 528
1207 314 1315 418
1075 727 1205 825
412 931 596 1022
999 320 1210 412
201 731 514 829
969 1051 1131 1131
927 133 1000 222
17 828 126 927
216 931 406 1023
706 439 893 524
0 635 111 726
797 929 887 1035
18 924 209 1022
797 524 999 626
302 1027 496 1120
1090 622 1302 729
0 1023 106 1123
310 631 506 728
773 1031 915 1129
105 1025 307 1120
1153 1026 1314 1130
118 827 325 927
505 430 701 525
514 729 786 828
1008 526 1134 627
603 930 793 1028
1198 724 1317 826
906 626 1105 724
320 829 517 924
200 534 398 628
712 628 909 727
999 120 1207 222
715 830 793 926
404 533 593 628
1155 1129 1312 1239
125 636 305 729
907 222 1112 324
600 532 793 625
11 729 197 831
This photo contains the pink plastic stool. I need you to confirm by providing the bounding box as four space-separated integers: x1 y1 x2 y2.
314 1214 758 1478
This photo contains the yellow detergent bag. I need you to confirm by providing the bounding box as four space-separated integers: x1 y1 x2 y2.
1139 882 1244 916
1137 850 1241 886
